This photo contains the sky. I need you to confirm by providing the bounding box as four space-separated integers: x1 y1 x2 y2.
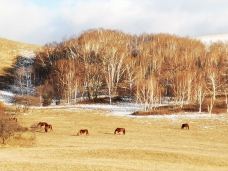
0 0 228 45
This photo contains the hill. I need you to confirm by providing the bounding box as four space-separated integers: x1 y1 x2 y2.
0 38 40 75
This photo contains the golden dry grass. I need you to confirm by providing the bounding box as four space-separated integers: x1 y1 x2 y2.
0 38 40 75
0 108 228 171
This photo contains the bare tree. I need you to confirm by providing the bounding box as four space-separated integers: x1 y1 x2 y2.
225 90 228 113
33 29 228 113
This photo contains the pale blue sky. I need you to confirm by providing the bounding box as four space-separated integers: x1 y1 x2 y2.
0 0 227 44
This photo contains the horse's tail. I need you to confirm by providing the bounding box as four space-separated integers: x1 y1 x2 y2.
123 129 125 135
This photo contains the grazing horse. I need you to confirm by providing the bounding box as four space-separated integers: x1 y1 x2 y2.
44 124 53 132
77 129 89 136
181 123 189 130
37 122 52 132
114 128 125 135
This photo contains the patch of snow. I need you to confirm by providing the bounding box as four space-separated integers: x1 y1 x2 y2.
0 90 15 104
76 103 143 115
36 103 226 120
196 33 228 44
16 100 225 121
19 50 35 58
0 90 14 97
134 113 218 120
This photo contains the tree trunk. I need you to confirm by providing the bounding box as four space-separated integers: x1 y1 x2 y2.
74 90 77 104
225 91 228 113
40 95 42 107
109 88 112 105
207 97 214 115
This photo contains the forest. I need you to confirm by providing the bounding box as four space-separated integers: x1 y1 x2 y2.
34 29 228 113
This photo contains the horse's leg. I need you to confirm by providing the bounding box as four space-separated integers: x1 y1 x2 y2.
45 127 48 132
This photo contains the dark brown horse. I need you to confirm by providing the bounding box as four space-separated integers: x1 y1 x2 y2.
37 122 52 132
181 123 189 130
114 128 125 135
77 129 89 135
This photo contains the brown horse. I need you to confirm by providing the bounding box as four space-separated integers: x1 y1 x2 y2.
114 128 125 135
181 123 189 130
37 122 52 132
44 124 53 132
77 129 89 136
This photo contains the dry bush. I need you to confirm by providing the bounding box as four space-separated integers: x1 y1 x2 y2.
0 102 30 144
14 95 41 106
42 93 53 106
78 96 124 104
132 106 183 115
8 132 36 147
0 113 18 144
0 102 5 112
132 99 227 115
203 96 227 114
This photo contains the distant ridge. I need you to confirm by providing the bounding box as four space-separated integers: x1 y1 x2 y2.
196 33 228 44
0 38 40 75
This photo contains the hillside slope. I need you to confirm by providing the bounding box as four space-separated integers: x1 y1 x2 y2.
0 38 40 75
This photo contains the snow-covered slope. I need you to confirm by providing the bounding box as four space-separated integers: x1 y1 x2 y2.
197 33 228 44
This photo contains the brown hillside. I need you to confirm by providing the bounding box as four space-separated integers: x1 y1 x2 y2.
0 38 40 75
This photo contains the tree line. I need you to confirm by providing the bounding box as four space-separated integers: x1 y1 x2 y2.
34 29 228 112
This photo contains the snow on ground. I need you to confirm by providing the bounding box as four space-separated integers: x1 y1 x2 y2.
0 91 225 121
44 103 226 120
0 90 14 104
196 33 228 44
19 50 35 58
72 103 143 116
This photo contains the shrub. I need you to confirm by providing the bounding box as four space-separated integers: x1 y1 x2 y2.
0 103 25 144
0 102 5 112
10 132 36 147
0 113 18 144
13 95 41 106
42 94 52 106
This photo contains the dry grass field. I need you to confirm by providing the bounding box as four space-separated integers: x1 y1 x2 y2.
0 38 39 75
0 108 228 171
